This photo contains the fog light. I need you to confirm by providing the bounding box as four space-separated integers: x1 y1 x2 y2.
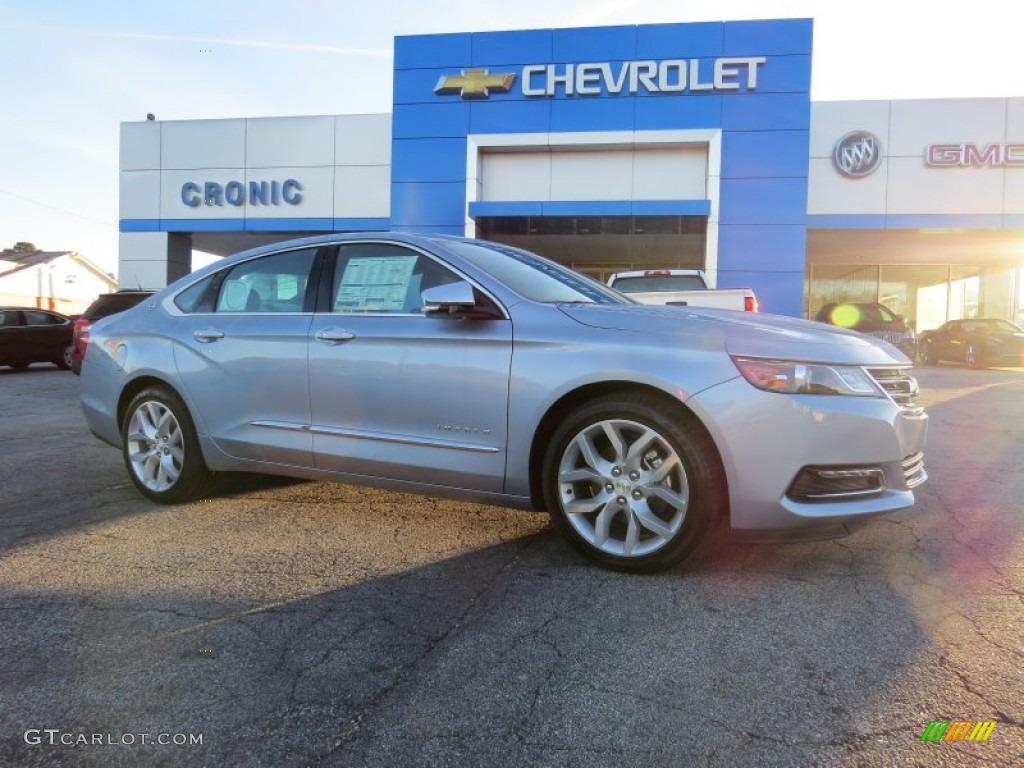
787 466 886 501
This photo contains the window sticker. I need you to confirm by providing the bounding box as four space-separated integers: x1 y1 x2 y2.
335 255 417 312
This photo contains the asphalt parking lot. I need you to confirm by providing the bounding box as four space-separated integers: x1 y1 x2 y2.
1 363 1022 767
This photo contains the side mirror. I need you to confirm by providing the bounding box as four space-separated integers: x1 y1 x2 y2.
422 281 476 315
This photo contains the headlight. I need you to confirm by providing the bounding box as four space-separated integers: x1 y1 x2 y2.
731 357 882 396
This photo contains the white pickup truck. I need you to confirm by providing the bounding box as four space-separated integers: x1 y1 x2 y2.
607 269 759 312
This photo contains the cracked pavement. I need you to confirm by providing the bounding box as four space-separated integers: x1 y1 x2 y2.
0 365 1021 766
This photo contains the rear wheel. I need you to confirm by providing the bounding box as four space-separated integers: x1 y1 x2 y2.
542 393 725 572
122 386 213 503
57 343 73 370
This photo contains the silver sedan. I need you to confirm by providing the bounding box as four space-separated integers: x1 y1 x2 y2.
81 234 928 572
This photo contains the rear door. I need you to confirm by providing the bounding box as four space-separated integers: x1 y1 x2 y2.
0 309 26 362
307 242 513 491
169 246 321 467
22 310 69 362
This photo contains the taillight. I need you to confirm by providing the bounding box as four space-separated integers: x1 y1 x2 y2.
744 296 759 312
644 270 672 276
73 318 91 360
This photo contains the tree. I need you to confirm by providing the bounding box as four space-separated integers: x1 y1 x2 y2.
11 242 40 254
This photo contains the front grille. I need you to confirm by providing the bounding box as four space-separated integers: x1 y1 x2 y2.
866 367 920 409
868 330 909 344
902 452 927 489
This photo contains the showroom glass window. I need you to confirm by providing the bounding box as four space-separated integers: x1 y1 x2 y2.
329 243 461 314
211 248 317 313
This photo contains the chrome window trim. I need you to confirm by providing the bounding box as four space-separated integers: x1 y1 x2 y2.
164 239 510 321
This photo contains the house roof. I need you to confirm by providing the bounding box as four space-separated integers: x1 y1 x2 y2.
0 250 118 289
0 250 71 270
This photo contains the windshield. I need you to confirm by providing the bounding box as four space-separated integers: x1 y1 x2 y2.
612 274 707 293
438 239 634 305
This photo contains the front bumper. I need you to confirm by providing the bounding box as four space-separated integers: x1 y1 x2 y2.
688 376 928 534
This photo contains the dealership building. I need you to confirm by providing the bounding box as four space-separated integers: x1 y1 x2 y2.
118 18 1024 327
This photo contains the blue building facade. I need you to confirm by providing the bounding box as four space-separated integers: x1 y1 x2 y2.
391 19 813 316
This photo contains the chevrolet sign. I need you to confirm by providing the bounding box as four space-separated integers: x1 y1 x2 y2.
434 57 766 99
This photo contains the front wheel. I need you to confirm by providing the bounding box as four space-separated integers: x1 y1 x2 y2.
122 386 213 503
965 344 984 369
542 393 725 572
917 342 934 366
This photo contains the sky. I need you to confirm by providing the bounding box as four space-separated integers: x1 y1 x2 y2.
1 0 1022 274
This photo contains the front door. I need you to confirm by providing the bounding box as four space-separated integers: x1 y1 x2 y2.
308 242 512 492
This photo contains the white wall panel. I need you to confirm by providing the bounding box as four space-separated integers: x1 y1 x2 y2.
1002 169 1024 214
632 148 706 199
335 114 392 166
160 170 246 219
886 158 1004 214
807 158 888 215
551 151 633 200
333 166 391 218
888 99 1006 157
160 119 246 169
247 116 335 168
118 233 172 290
243 167 335 219
1006 98 1024 141
809 101 890 159
120 123 161 171
119 171 161 219
481 153 551 201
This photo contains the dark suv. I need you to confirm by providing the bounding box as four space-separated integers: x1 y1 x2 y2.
814 302 917 361
72 290 153 374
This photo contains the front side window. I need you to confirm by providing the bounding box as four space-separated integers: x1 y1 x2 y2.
330 243 461 314
214 248 317 313
0 310 20 327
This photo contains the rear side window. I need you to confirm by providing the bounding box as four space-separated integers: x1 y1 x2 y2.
174 276 221 314
214 248 317 313
86 293 151 319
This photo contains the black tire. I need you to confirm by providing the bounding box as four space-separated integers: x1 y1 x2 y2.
56 343 73 370
121 385 214 503
917 342 934 366
542 392 726 573
965 344 984 369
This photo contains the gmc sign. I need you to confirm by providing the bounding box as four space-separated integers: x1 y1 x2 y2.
926 143 1024 167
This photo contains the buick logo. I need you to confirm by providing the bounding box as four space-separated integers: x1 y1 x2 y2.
832 131 882 178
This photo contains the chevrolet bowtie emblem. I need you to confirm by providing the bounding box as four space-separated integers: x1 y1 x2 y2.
434 68 517 99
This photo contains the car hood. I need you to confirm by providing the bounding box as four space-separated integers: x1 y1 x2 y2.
558 304 912 365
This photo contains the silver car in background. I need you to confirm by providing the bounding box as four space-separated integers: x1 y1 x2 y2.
80 234 928 572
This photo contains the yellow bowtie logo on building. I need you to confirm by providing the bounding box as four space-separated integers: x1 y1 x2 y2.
434 69 517 99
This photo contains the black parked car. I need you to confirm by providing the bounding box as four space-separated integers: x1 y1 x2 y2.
918 318 1024 368
814 302 917 361
0 307 75 370
72 290 154 374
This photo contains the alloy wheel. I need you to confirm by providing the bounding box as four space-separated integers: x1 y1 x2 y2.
126 401 185 492
556 419 689 558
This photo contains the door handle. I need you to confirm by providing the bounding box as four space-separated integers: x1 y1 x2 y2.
315 328 356 344
193 328 225 342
